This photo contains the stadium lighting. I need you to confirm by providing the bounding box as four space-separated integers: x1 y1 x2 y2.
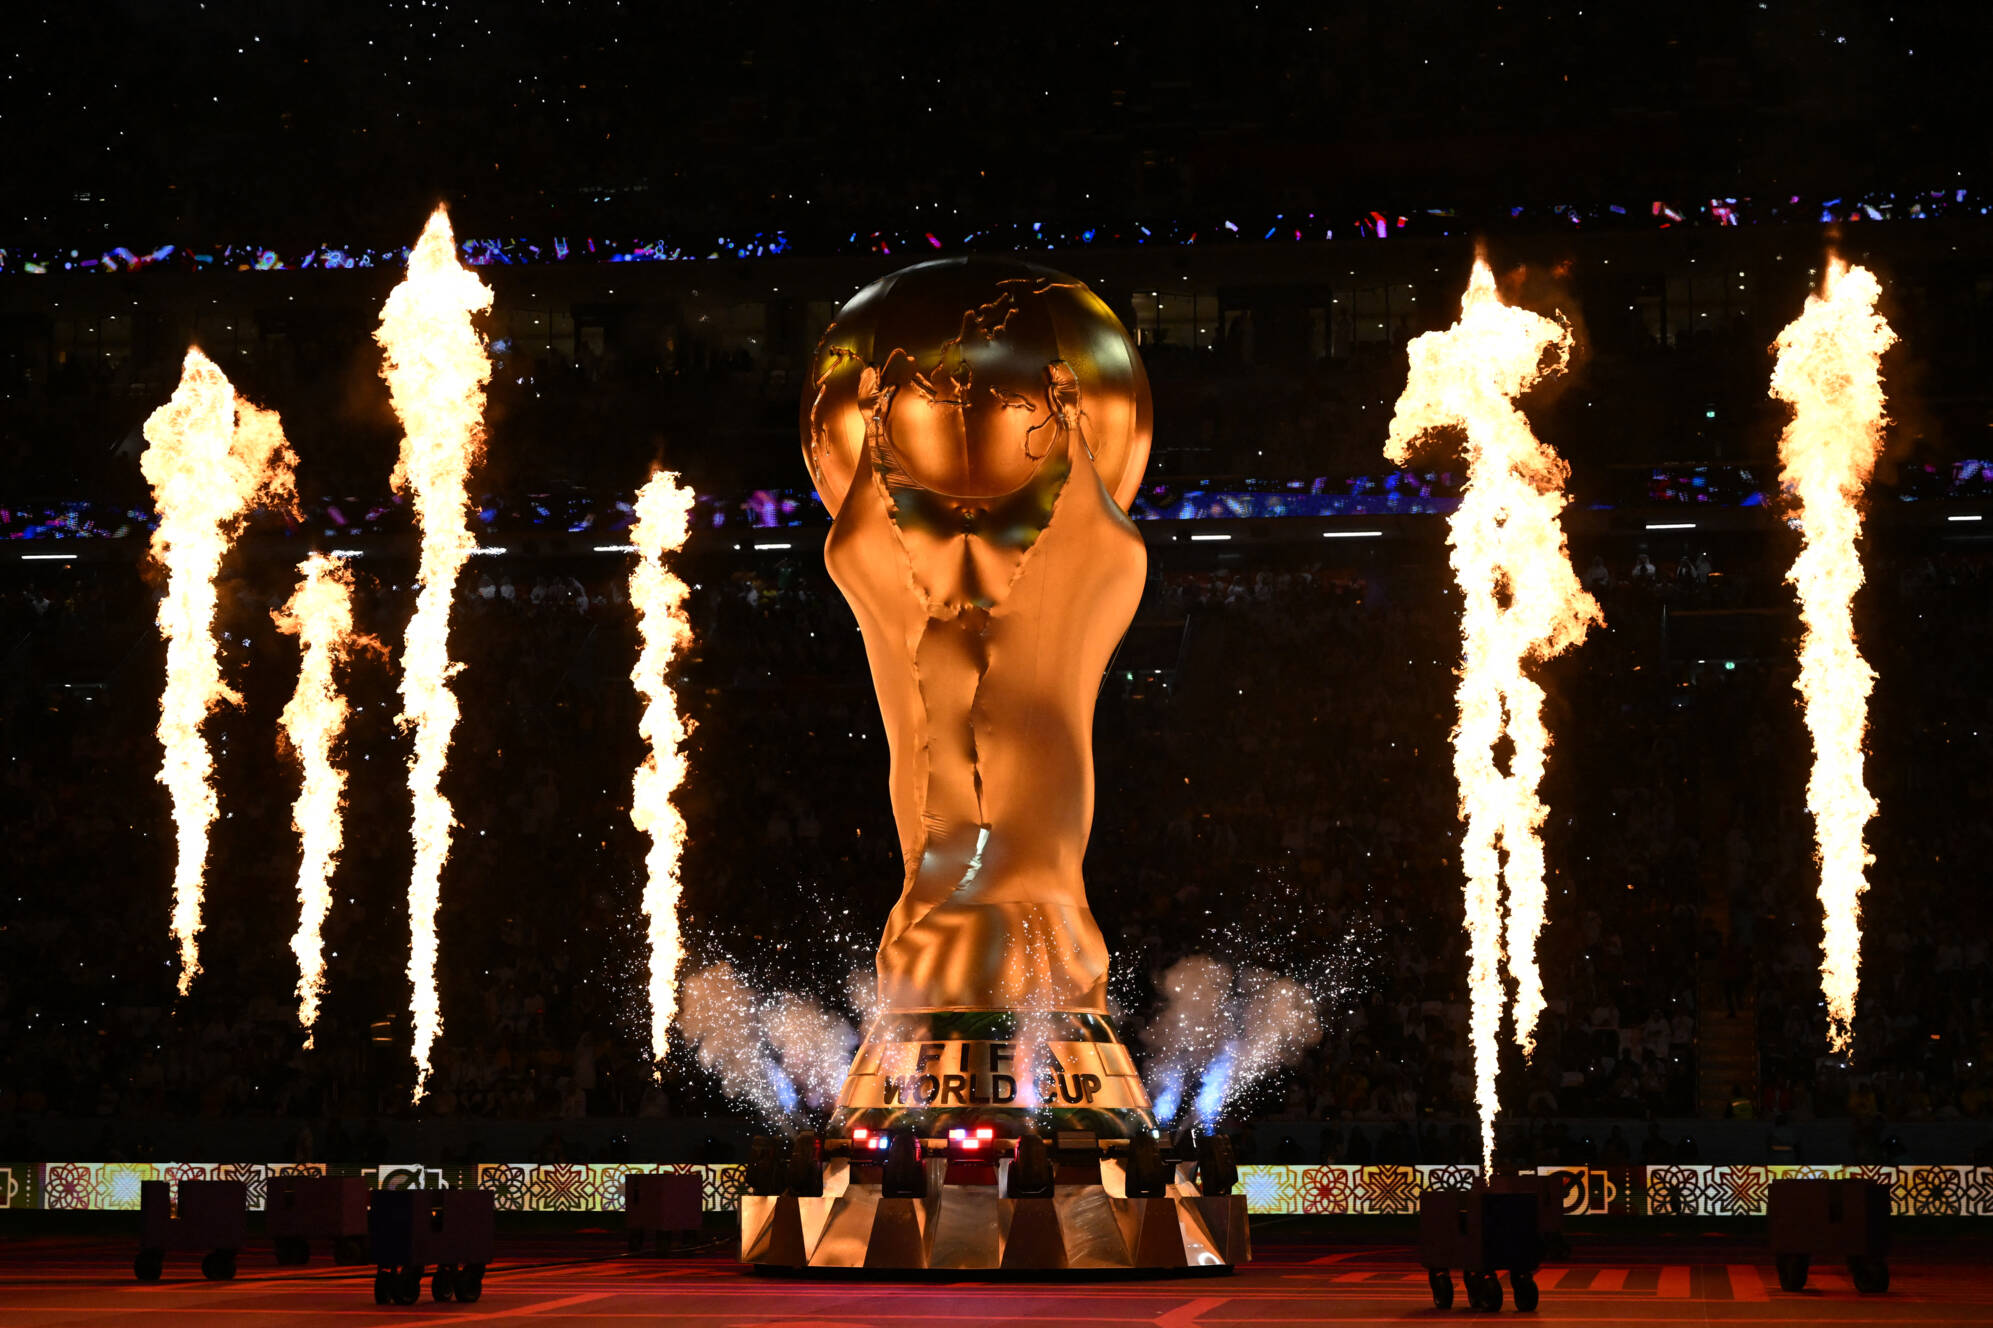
1321 530 1384 539
328 548 365 559
466 546 508 556
1644 522 1696 530
1947 514 1982 523
592 543 638 552
21 553 75 561
1189 532 1232 542
753 542 793 550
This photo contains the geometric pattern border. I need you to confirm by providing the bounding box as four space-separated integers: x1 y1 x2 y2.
12 1162 1990 1217
1233 1163 1993 1217
17 1162 745 1214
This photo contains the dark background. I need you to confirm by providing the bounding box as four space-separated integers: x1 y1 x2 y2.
3 3 1992 1164
7 3 1989 239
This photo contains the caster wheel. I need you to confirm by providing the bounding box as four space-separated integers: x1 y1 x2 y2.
432 1263 457 1302
276 1236 311 1266
1776 1253 1809 1292
456 1264 485 1302
1466 1272 1504 1312
1512 1271 1540 1312
392 1265 422 1305
135 1248 164 1282
335 1235 370 1265
1428 1269 1454 1309
1849 1256 1889 1294
201 1250 237 1281
374 1271 391 1304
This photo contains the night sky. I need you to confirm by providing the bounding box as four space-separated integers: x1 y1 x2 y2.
5 3 1991 239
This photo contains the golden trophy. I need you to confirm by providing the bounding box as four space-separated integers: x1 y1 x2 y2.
740 258 1247 1271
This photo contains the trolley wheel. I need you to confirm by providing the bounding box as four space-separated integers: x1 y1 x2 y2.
1849 1256 1889 1294
432 1263 457 1301
1512 1270 1540 1312
335 1234 370 1265
1428 1269 1454 1309
1466 1271 1504 1312
392 1265 423 1305
1776 1253 1809 1292
374 1270 392 1304
135 1248 164 1282
201 1249 237 1281
456 1264 485 1302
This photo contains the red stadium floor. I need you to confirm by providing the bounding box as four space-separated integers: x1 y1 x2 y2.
3 1227 1991 1325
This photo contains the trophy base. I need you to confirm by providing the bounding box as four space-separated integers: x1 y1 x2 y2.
743 1010 1246 1272
741 1164 1249 1272
826 1009 1157 1141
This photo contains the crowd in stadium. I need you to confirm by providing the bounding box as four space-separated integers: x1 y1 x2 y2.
4 521 1990 1164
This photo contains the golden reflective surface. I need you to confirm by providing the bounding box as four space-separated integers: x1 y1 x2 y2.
804 258 1151 513
741 1190 1250 1269
804 259 1152 1014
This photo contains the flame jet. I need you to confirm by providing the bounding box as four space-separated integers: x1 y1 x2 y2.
274 553 382 1046
141 349 298 996
628 469 697 1068
1772 258 1895 1054
376 207 493 1097
1385 256 1600 1168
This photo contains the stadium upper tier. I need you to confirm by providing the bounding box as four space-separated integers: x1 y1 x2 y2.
2 187 1990 277
5 461 1989 555
7 207 1992 506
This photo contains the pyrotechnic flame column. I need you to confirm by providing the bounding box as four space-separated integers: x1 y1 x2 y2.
274 553 381 1047
141 350 298 996
1771 258 1895 1055
628 470 697 1067
1384 257 1600 1172
376 208 494 1098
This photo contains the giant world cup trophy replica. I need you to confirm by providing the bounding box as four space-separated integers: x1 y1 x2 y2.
740 259 1248 1271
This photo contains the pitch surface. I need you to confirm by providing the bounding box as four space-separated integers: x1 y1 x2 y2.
3 1228 1990 1325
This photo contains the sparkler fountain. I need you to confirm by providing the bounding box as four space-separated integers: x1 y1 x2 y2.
739 258 1247 1271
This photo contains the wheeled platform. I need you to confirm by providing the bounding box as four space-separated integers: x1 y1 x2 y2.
366 1188 495 1304
135 1178 246 1282
267 1174 369 1265
1418 1189 1543 1311
625 1171 704 1253
1768 1178 1891 1293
